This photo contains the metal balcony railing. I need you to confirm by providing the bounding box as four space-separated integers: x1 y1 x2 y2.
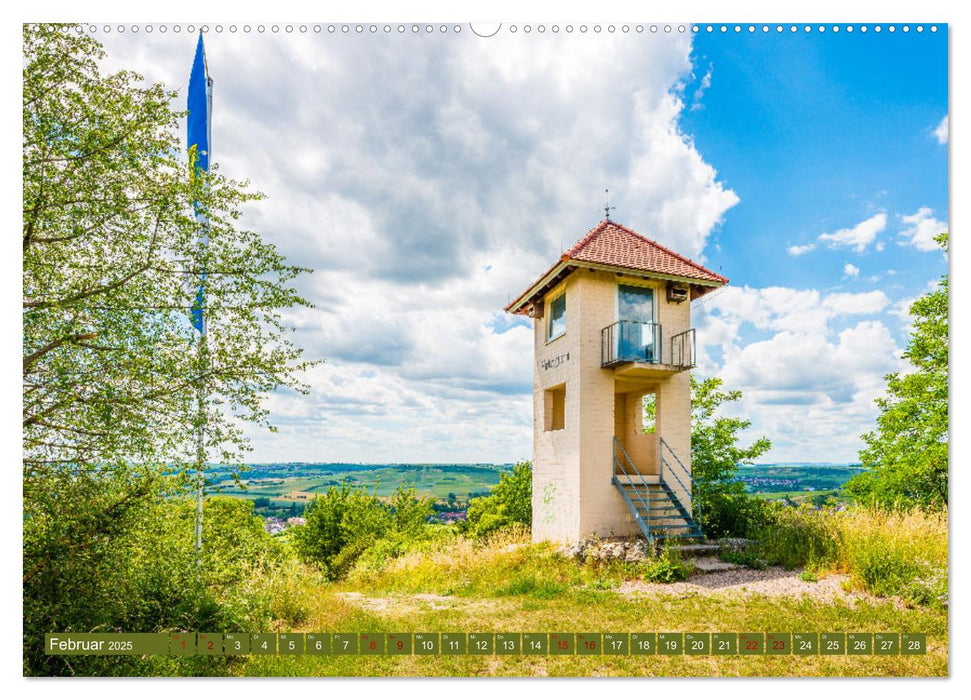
669 328 696 369
601 320 662 367
601 321 697 369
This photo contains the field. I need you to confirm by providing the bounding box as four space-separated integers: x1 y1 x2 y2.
211 463 510 517
737 464 863 494
213 462 863 518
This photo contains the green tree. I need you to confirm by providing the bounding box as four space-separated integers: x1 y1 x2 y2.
846 233 948 508
25 494 286 675
292 483 432 579
465 461 532 537
23 23 312 658
690 376 771 537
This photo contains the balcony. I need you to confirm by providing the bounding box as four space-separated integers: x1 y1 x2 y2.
601 321 696 377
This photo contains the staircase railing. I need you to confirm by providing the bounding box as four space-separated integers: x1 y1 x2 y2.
612 437 653 541
658 437 702 525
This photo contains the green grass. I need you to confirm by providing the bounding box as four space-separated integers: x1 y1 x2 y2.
157 582 947 677
169 522 949 677
117 508 948 678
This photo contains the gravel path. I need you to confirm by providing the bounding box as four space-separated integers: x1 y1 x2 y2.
618 557 877 604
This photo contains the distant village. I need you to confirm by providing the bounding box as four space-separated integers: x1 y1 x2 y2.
263 516 305 535
263 510 467 534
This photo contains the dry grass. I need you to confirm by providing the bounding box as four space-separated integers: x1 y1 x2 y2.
833 507 948 603
754 505 948 607
344 526 632 597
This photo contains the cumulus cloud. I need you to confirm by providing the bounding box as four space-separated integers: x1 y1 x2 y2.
98 30 739 462
694 287 903 462
713 321 900 460
787 242 816 256
843 262 860 278
933 115 948 144
822 291 889 314
696 286 889 343
899 206 947 251
818 213 887 253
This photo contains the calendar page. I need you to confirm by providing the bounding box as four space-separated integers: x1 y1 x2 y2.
20 5 950 686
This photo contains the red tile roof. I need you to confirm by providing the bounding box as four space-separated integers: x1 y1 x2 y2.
506 220 728 314
567 220 728 283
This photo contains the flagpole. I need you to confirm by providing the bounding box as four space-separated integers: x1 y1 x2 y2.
191 40 212 566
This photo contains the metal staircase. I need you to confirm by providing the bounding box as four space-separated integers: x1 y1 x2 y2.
612 437 704 544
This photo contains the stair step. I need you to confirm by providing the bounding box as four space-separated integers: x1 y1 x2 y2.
649 525 699 531
613 468 703 544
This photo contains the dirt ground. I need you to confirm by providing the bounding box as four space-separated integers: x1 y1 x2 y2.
338 557 887 609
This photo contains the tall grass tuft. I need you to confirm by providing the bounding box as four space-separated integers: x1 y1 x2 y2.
837 507 948 606
752 503 842 570
751 503 947 607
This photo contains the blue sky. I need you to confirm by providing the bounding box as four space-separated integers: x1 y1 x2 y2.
97 23 948 464
684 26 947 302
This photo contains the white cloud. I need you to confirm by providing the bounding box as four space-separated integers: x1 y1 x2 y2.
899 206 947 251
822 291 889 314
696 286 891 348
690 65 712 110
933 115 948 144
818 213 887 253
843 262 860 278
787 243 816 256
97 30 739 463
720 321 897 397
625 91 740 259
695 286 904 462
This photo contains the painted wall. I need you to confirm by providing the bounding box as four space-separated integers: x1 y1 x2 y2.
530 269 694 543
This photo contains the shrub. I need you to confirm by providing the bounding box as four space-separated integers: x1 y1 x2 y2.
837 507 947 606
699 489 767 539
291 481 433 579
745 502 948 607
464 460 531 538
23 492 291 676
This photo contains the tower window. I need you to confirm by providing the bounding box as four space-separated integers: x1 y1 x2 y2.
545 385 566 431
547 293 566 341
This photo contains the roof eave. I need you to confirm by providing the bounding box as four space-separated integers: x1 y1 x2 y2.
504 259 572 315
575 260 728 287
504 259 728 315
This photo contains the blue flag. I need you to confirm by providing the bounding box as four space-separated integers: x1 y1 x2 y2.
187 34 210 334
187 33 209 179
